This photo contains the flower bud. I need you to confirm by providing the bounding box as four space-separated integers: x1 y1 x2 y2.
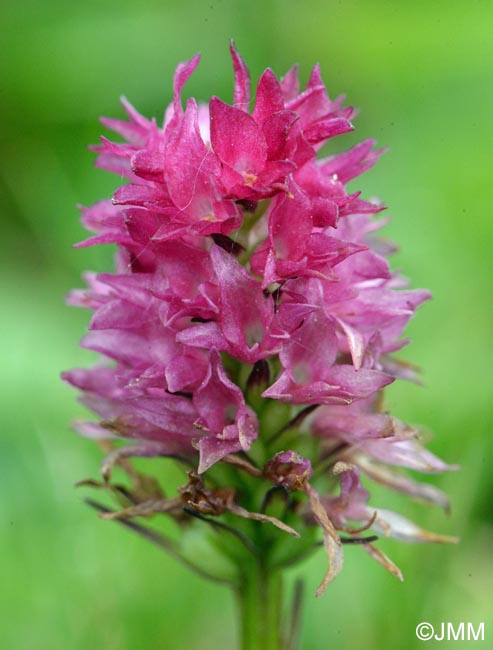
263 450 313 491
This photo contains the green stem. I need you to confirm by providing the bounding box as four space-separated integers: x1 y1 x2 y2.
236 559 283 650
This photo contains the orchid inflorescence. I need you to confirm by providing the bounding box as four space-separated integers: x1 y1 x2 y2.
63 42 457 597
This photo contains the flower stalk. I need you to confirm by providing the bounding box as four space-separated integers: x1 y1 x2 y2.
237 560 283 650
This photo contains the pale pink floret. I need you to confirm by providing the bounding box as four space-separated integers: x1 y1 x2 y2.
250 181 367 287
194 350 258 472
321 464 370 528
177 244 280 363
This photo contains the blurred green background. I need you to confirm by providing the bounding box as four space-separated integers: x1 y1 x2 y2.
1 0 492 648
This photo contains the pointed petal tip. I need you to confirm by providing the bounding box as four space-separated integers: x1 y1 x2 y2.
229 41 250 111
190 52 201 66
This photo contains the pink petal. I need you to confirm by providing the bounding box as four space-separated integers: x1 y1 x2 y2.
229 40 250 112
167 53 201 131
252 68 285 126
210 97 267 176
360 439 460 473
131 150 164 182
194 350 241 432
164 98 222 214
321 139 386 183
303 117 354 145
280 313 338 384
262 110 299 160
269 188 312 261
280 65 300 101
194 350 258 471
210 244 274 357
371 509 459 544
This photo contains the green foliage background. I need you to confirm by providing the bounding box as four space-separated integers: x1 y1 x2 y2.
1 1 491 648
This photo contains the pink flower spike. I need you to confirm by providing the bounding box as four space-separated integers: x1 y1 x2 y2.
64 47 454 599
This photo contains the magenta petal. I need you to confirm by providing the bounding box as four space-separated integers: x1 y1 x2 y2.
89 299 151 331
155 240 212 297
269 186 312 261
197 436 247 474
74 232 133 249
168 53 201 130
79 199 122 232
264 362 393 405
165 351 208 393
100 97 150 144
63 366 199 447
310 197 339 228
210 97 267 176
322 365 394 398
334 317 367 370
124 208 161 245
120 96 152 130
258 160 296 188
194 351 241 432
284 120 315 167
164 98 222 215
304 117 354 145
113 183 168 207
211 245 274 357
131 150 164 182
252 68 285 126
194 351 258 472
312 408 397 441
280 313 338 384
321 139 385 183
261 371 293 401
100 117 146 144
129 394 198 436
280 65 300 102
229 40 250 112
306 234 366 266
62 366 122 399
177 321 226 351
262 110 299 160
